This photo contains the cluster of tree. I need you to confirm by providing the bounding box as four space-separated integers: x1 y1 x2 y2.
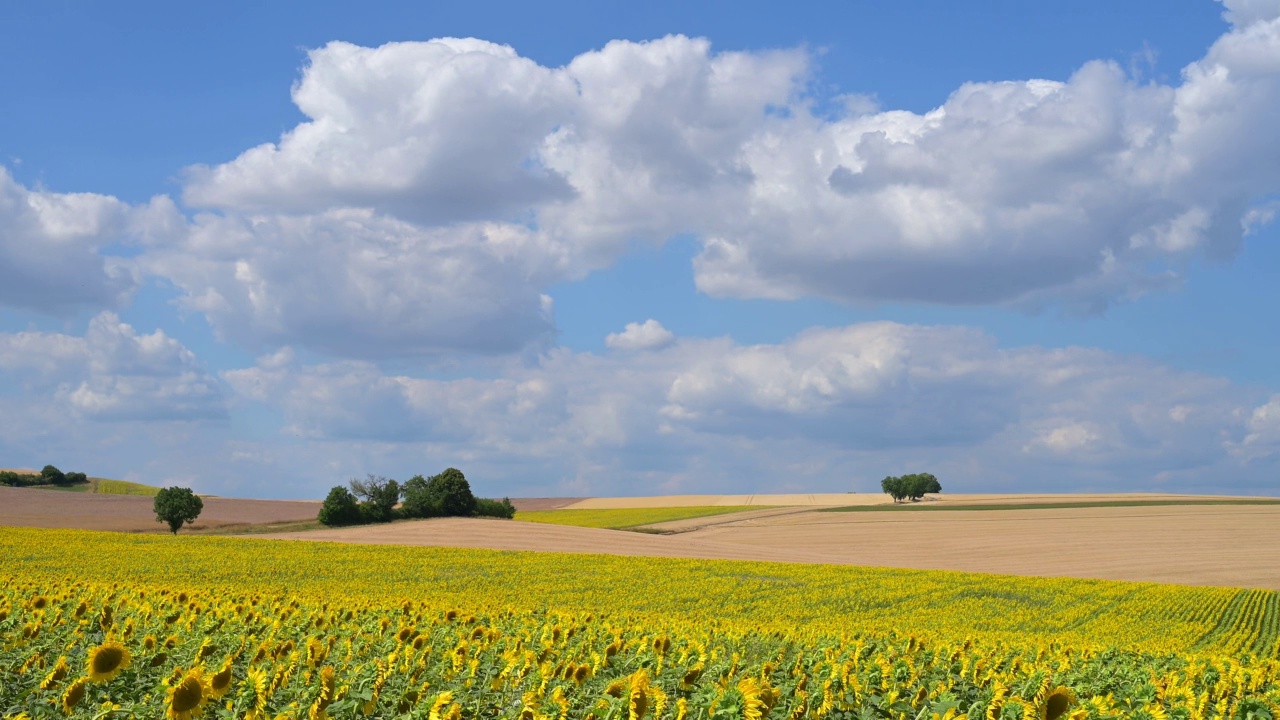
153 486 204 534
880 473 942 502
318 467 516 527
0 465 89 488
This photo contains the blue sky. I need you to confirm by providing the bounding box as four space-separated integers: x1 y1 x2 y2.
1 0 1278 499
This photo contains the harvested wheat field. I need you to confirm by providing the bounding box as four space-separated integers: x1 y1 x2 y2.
563 491 1273 508
265 501 1280 590
0 485 319 532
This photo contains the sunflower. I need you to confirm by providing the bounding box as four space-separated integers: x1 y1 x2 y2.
308 666 337 720
241 667 270 720
1040 687 1077 720
629 669 651 720
208 660 234 698
40 656 70 691
167 668 207 720
87 641 132 683
61 676 89 714
427 686 458 717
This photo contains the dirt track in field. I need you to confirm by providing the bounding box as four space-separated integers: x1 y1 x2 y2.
0 486 319 532
262 503 1280 590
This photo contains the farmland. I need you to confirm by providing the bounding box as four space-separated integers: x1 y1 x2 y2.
2 527 1279 719
271 502 1280 590
516 506 761 529
0 486 319 533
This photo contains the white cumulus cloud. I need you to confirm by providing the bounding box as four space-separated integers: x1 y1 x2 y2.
221 322 1268 496
0 313 227 421
140 209 559 357
605 320 675 351
0 169 172 313
157 15 1280 339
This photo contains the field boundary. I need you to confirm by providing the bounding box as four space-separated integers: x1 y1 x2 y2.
818 498 1280 513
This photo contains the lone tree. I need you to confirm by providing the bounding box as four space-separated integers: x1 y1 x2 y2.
154 487 204 534
881 473 942 503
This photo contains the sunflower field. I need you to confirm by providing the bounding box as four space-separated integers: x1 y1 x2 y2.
1 527 1278 720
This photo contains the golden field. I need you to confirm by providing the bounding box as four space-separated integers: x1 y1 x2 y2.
269 503 1280 590
2 527 1279 719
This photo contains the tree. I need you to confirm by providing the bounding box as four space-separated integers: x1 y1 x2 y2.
349 474 401 523
154 487 204 534
881 473 942 503
423 468 477 517
881 476 907 503
318 486 364 526
41 465 67 486
399 474 437 518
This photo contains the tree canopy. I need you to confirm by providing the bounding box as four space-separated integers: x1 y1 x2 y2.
319 467 512 526
318 486 363 526
880 473 942 503
1 465 89 488
153 487 204 534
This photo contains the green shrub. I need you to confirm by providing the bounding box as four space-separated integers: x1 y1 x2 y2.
475 497 516 519
0 466 89 487
318 486 364 526
0 471 39 487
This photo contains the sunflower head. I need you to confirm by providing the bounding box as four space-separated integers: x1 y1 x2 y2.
62 676 89 714
41 656 70 691
629 669 651 720
1041 687 1077 720
241 667 270 720
167 668 207 720
208 660 234 698
87 641 132 683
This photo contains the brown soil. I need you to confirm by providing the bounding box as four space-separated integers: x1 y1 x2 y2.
508 498 586 511
261 503 1280 590
0 486 319 532
564 492 1269 509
